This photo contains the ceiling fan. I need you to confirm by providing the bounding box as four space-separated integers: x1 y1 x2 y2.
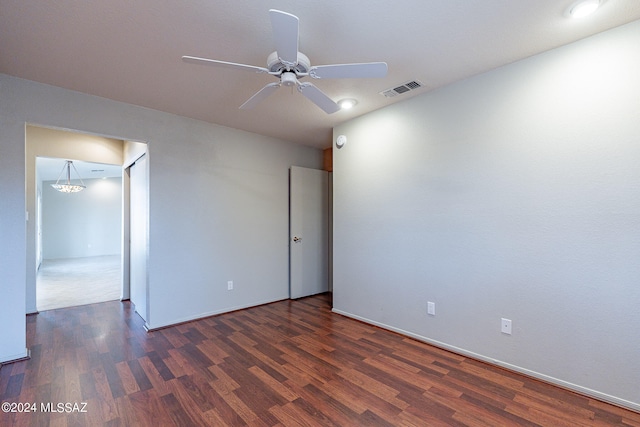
182 9 388 114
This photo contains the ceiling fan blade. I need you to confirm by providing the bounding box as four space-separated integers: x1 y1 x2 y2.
182 56 269 74
309 62 388 79
298 83 340 114
239 82 281 110
269 9 299 66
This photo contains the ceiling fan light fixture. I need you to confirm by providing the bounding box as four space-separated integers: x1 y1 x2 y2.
567 0 602 18
281 71 297 87
338 98 358 110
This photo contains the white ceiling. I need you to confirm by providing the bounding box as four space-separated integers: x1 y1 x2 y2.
2 1 639 149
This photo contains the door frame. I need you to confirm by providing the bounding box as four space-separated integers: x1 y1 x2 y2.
123 148 149 325
26 124 149 315
122 140 149 306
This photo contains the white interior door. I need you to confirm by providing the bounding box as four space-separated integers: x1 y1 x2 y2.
290 166 329 299
129 154 148 322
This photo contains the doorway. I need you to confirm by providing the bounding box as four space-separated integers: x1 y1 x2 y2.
26 125 149 317
35 157 123 311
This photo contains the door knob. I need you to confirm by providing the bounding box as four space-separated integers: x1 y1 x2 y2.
292 236 302 242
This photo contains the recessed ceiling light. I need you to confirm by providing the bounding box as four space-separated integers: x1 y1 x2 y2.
567 0 601 18
338 98 358 110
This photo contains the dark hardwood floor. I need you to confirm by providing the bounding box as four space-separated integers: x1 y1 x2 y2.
1 294 639 426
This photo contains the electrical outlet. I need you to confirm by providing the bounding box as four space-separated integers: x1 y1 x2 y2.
427 301 436 316
227 281 233 291
501 318 512 335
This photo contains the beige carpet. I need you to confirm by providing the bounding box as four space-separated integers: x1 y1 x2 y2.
37 255 122 311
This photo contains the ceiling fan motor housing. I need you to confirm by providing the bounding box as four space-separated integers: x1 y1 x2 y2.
267 51 310 75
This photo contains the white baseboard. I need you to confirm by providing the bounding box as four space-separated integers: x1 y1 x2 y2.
0 348 30 365
145 295 290 331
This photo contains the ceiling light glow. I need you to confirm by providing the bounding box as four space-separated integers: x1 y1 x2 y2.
568 0 601 18
338 98 357 110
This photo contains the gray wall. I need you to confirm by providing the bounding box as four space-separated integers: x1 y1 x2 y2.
333 21 640 410
42 177 122 259
0 72 322 364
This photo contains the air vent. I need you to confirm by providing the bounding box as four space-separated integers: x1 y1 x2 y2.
380 80 424 98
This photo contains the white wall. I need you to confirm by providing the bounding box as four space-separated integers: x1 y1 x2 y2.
42 177 122 259
333 20 640 411
0 116 28 363
0 73 322 363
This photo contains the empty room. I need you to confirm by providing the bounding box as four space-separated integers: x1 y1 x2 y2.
1 1 639 426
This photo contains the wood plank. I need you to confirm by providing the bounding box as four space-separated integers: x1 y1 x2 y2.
91 365 119 422
270 401 325 427
3 372 24 398
336 367 408 410
247 365 299 402
145 350 175 382
160 392 198 426
115 360 140 395
324 375 403 424
137 355 171 397
127 359 153 392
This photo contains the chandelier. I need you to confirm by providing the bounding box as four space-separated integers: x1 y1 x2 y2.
51 160 86 193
